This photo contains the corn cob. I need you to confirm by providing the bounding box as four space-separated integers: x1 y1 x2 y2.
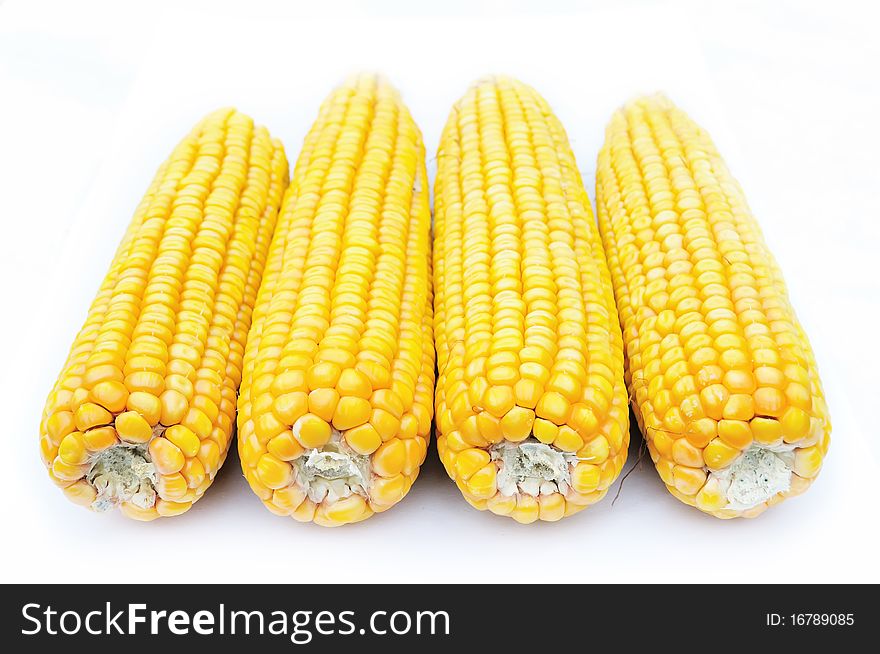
39 109 289 520
237 75 434 527
433 76 629 523
595 95 830 518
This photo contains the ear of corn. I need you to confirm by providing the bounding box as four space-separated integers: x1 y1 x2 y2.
39 109 289 520
237 74 435 527
595 94 830 518
433 76 629 523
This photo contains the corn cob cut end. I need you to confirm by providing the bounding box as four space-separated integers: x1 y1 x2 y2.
596 93 830 518
86 441 158 513
440 431 626 525
42 409 188 522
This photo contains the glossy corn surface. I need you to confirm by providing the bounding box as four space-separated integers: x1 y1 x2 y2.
596 95 830 518
39 109 288 519
433 77 629 523
237 75 434 526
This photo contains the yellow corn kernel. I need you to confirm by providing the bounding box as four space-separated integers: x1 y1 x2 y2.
370 474 408 506
332 396 371 431
483 386 515 418
84 364 123 387
403 438 426 474
606 420 626 453
754 387 786 417
114 411 152 444
794 445 823 478
336 369 372 399
82 426 118 452
702 437 742 471
267 432 305 461
577 433 608 462
308 388 339 423
156 473 188 500
307 362 342 391
369 408 401 441
370 389 405 420
119 502 159 522
62 480 98 507
125 372 163 396
155 500 192 517
570 404 599 438
256 454 292 490
475 412 503 444
717 420 754 450
52 457 87 481
486 493 516 516
780 406 811 442
74 403 112 431
685 417 717 449
514 379 542 409
46 411 76 446
272 486 306 512
655 457 675 485
90 380 129 414
400 414 420 442
465 463 497 500
454 448 491 481
699 385 729 421
198 439 221 475
751 417 783 445
344 424 382 455
320 495 368 525
571 462 601 494
271 370 307 396
538 493 566 522
181 458 206 489
553 425 585 454
126 391 162 426
292 414 332 449
785 382 812 411
672 465 707 496
290 499 317 523
164 425 200 458
723 394 755 421
722 370 756 394
459 417 485 449
372 439 406 478
536 391 571 425
253 411 286 443
499 406 535 442
651 429 674 459
695 477 727 512
671 437 704 468
511 495 540 524
273 391 309 426
149 437 185 475
58 432 89 466
532 418 558 445
159 389 188 426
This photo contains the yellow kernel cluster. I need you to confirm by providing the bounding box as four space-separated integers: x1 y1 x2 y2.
39 109 289 519
595 94 830 518
237 75 435 526
433 77 629 523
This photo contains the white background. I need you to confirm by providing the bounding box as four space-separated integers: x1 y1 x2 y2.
1 0 878 584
